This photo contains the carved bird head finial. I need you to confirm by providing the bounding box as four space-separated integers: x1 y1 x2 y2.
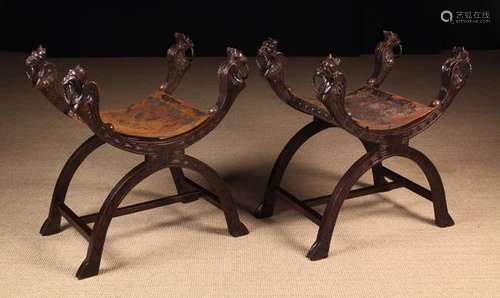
224 47 249 84
227 47 247 64
316 54 342 82
451 47 470 63
440 46 471 93
26 45 48 86
256 38 284 77
174 32 194 50
382 31 401 47
314 53 345 98
259 38 279 55
26 45 46 63
167 32 194 64
321 54 341 72
373 30 403 73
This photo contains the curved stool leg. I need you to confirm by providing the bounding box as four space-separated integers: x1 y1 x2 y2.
397 147 455 228
76 161 162 279
307 151 382 260
361 140 387 186
40 135 105 236
307 146 454 261
171 154 249 237
255 120 332 218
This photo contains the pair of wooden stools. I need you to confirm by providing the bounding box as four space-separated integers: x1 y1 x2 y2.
26 31 471 279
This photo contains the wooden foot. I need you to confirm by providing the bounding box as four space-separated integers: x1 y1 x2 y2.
171 154 249 238
227 220 249 237
435 213 455 227
76 258 100 280
396 147 455 229
39 216 61 235
78 161 161 279
306 240 329 261
41 136 104 237
309 151 382 261
254 201 274 218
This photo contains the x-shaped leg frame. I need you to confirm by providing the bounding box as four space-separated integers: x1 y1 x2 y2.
255 119 454 260
40 135 248 279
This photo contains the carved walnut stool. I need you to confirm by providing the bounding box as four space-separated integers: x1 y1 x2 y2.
26 33 249 279
254 31 471 260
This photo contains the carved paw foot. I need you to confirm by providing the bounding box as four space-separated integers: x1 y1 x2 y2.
306 240 330 261
39 216 61 236
254 202 274 219
435 213 455 228
76 259 100 280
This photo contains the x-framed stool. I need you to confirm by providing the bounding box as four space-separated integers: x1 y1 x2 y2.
26 33 249 279
254 31 471 260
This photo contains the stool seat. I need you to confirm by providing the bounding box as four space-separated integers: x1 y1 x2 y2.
302 87 434 130
345 88 434 130
100 90 208 139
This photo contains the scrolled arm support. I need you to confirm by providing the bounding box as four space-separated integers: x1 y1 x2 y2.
431 47 471 110
26 46 178 154
159 32 194 94
206 47 248 121
366 30 402 88
317 48 471 145
26 46 72 116
26 44 250 154
61 66 149 153
314 54 392 144
151 47 250 151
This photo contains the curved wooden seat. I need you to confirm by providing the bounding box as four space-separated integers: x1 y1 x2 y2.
302 88 434 130
344 88 434 130
100 90 208 139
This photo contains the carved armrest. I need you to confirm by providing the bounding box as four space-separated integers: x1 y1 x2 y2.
315 48 472 144
62 66 143 148
26 46 151 153
256 38 333 121
314 54 409 143
60 48 249 152
159 32 195 94
366 30 402 88
430 47 471 111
